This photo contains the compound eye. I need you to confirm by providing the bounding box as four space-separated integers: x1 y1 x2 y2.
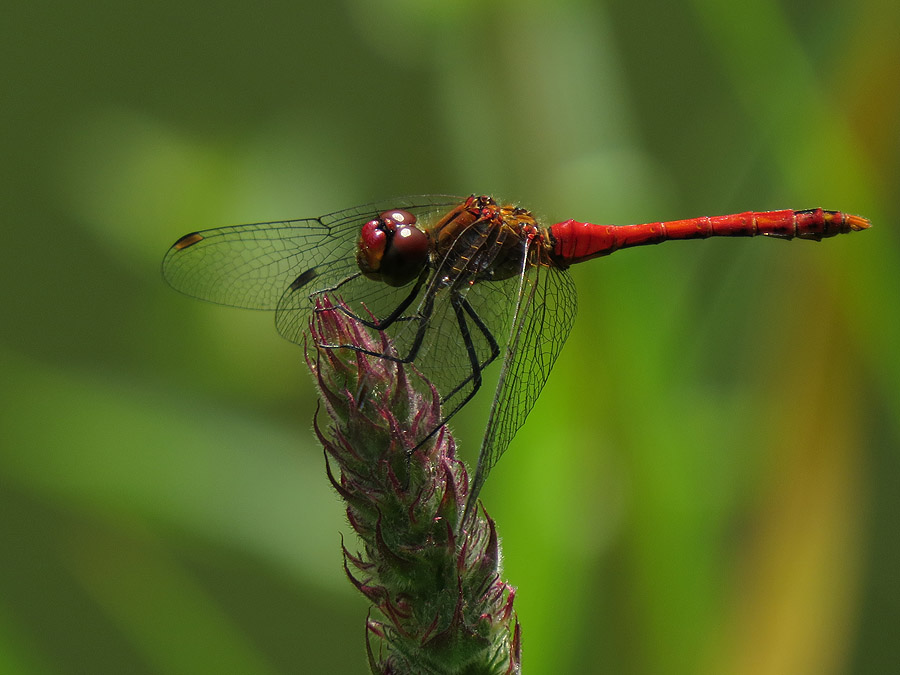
379 209 416 228
379 225 430 287
356 219 389 280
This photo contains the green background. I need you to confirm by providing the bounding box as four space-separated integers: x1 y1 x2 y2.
2 0 897 673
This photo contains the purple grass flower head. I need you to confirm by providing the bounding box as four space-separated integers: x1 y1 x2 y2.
307 298 521 675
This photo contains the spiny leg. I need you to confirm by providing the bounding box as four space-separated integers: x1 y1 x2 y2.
316 267 429 333
402 290 494 456
440 294 501 404
323 273 436 366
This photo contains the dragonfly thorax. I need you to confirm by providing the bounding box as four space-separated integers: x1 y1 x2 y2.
428 196 547 286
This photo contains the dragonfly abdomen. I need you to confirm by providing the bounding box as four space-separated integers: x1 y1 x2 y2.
549 208 871 265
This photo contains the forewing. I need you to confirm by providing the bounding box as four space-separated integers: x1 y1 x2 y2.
163 217 337 310
162 195 463 317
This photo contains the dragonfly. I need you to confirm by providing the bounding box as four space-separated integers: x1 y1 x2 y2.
163 195 869 522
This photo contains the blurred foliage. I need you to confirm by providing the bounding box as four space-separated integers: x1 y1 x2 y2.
1 0 897 673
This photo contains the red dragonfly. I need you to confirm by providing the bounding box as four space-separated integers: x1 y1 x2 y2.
163 195 869 520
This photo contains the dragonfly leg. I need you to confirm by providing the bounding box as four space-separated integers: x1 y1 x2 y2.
439 294 501 406
321 267 429 331
324 274 435 366
400 291 497 458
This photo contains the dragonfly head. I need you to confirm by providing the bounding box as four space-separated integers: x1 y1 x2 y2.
357 209 430 287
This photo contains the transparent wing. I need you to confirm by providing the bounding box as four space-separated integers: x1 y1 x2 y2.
465 249 578 518
162 195 464 313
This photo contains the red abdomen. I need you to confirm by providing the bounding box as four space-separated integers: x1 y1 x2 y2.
549 208 871 266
